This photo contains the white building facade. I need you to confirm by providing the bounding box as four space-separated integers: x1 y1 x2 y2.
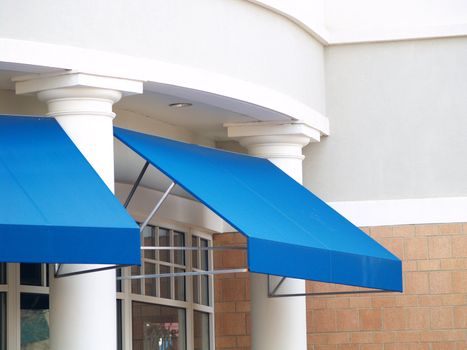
0 1 466 349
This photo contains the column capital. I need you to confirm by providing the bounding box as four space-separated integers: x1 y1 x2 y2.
13 70 143 96
225 121 321 142
14 71 143 120
225 121 320 161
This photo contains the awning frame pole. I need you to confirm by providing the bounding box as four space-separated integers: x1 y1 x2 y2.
124 161 150 208
118 268 248 281
141 245 246 251
54 264 131 279
267 275 393 297
140 181 176 232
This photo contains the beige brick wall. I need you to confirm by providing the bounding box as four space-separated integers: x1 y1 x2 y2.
213 223 467 350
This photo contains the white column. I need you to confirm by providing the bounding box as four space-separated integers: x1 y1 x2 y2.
227 122 320 350
15 72 142 350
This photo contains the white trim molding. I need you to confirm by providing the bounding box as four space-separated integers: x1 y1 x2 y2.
0 38 329 136
329 196 467 227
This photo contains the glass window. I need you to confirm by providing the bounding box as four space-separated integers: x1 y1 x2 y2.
21 293 49 350
159 228 170 263
200 239 208 271
131 266 142 294
174 268 185 301
193 312 210 350
20 263 42 286
144 263 157 297
0 293 6 350
0 264 6 284
143 226 155 260
200 275 210 307
132 302 186 350
159 265 171 299
173 232 185 265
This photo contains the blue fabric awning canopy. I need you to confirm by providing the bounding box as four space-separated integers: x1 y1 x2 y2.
114 127 403 292
0 116 140 265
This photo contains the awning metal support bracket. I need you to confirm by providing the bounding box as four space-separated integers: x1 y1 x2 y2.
267 275 391 298
124 161 150 208
140 181 176 232
54 264 130 279
118 268 248 280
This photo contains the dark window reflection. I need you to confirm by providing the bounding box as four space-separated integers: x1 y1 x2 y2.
0 264 6 284
193 312 210 350
20 264 42 286
132 302 186 350
21 293 49 350
159 228 170 263
160 266 171 299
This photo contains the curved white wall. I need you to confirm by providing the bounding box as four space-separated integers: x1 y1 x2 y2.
0 0 325 114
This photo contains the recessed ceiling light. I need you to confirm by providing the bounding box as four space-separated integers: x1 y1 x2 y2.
169 102 192 108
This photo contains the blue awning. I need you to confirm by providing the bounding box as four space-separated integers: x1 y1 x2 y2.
0 116 140 265
114 127 402 292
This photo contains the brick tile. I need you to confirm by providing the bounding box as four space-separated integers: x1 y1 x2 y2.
215 278 223 301
438 224 462 235
215 302 236 312
336 309 359 331
374 331 396 343
407 307 430 329
377 237 404 259
405 272 430 294
350 331 374 343
221 313 246 335
396 295 419 306
418 294 443 306
432 342 458 350
383 308 406 330
327 298 350 309
311 309 336 332
417 259 441 271
221 278 246 301
451 271 467 293
453 306 467 328
415 224 439 236
372 296 396 307
406 237 428 260
429 271 452 294
308 297 327 309
431 307 454 329
440 258 465 270
359 309 382 330
404 260 418 271
216 336 236 348
337 345 358 350
452 236 467 257
394 330 422 342
222 250 247 268
327 332 350 344
360 344 383 350
349 297 372 308
442 293 465 306
370 226 394 237
235 301 250 312
428 236 452 258
393 225 416 236
236 335 250 347
314 345 337 350
308 333 328 345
